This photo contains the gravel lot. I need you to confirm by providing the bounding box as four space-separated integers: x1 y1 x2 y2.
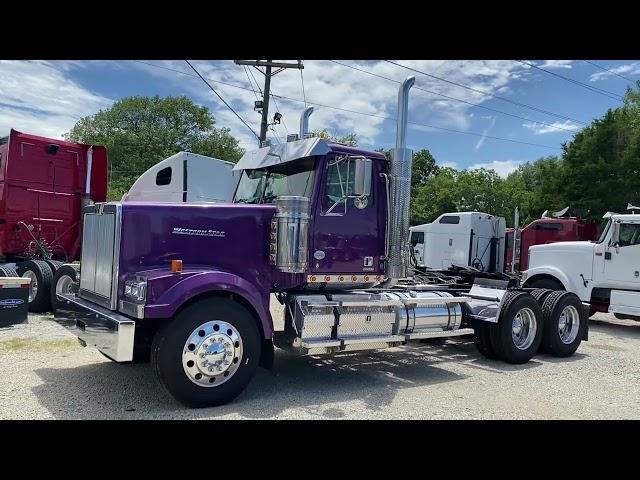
1 310 639 419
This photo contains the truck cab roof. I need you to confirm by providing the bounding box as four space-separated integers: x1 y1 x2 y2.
233 137 386 171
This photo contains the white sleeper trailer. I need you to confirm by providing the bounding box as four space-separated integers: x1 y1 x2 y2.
410 212 507 273
122 151 240 203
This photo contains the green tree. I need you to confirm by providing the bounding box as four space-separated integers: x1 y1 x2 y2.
65 95 245 200
559 83 640 220
376 148 440 191
313 128 358 146
503 155 566 225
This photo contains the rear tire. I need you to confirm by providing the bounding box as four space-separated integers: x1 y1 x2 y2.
44 260 65 275
18 260 54 313
151 298 261 407
50 264 80 312
473 322 500 360
541 291 586 357
531 288 553 306
0 265 19 277
490 291 544 364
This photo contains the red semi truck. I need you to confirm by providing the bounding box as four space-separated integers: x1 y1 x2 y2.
0 129 108 312
505 210 600 273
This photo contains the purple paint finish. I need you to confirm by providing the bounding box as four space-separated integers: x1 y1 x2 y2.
116 202 305 337
309 156 388 275
143 269 274 338
113 148 390 335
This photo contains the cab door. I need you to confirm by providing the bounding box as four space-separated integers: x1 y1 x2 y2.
604 221 640 288
310 154 387 279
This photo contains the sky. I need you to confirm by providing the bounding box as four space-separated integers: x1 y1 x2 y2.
1 59 639 177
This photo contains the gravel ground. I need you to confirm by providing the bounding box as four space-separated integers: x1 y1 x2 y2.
0 310 638 419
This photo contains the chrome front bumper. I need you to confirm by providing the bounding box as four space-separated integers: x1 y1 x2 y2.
54 293 135 362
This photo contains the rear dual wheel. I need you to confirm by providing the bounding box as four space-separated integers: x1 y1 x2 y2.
475 291 544 364
540 291 586 357
18 260 54 313
489 291 544 364
50 264 80 312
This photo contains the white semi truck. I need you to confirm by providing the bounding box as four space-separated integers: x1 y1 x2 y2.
409 212 506 273
522 205 640 320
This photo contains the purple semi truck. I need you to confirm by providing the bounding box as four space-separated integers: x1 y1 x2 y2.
54 77 587 407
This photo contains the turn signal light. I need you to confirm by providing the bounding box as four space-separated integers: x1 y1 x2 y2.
171 259 183 273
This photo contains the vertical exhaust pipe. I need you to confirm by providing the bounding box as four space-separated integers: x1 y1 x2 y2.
300 105 314 139
386 76 415 282
82 146 95 209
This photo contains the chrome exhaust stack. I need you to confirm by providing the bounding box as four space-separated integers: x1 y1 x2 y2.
386 76 415 283
300 105 314 139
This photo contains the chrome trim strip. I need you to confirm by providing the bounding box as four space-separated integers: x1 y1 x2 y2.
110 203 122 310
119 299 145 319
405 328 474 340
307 274 385 284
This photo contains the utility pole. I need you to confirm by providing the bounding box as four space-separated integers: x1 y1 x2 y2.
234 60 304 146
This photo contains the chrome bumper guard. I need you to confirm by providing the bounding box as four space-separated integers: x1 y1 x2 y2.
54 293 135 362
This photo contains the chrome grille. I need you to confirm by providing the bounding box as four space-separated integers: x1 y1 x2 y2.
78 203 121 310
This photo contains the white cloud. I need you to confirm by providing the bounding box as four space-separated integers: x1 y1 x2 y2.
468 160 522 177
589 62 640 82
0 59 534 155
439 161 459 170
131 59 530 151
0 60 112 139
522 120 581 135
474 116 496 150
538 60 574 70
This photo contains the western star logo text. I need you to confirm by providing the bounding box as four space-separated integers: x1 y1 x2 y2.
172 227 225 238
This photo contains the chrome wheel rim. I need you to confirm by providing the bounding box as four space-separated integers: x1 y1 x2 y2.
511 307 537 350
55 275 75 297
23 271 38 302
558 305 580 344
182 321 243 387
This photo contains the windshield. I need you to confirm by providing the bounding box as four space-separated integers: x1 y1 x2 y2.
596 219 611 244
233 157 316 204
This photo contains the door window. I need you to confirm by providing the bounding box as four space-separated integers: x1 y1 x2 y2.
617 223 640 247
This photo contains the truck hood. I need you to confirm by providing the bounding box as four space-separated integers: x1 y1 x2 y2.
527 240 595 280
529 240 595 254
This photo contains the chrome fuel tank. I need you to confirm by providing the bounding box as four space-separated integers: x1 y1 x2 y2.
382 291 463 334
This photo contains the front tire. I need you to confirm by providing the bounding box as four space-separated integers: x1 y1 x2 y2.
18 260 54 313
490 291 544 364
151 298 261 407
541 291 586 357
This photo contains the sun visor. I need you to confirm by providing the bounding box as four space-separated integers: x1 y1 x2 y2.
233 137 332 171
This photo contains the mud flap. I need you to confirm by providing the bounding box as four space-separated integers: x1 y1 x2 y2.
259 337 275 369
462 278 510 325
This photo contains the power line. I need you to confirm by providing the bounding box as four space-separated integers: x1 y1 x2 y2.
584 60 637 84
330 60 579 133
385 60 589 125
184 60 259 141
134 60 560 151
243 65 260 101
518 60 624 101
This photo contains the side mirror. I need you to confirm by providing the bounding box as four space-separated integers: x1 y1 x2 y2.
352 157 372 197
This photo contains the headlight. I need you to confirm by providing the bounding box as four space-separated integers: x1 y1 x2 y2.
124 279 146 302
